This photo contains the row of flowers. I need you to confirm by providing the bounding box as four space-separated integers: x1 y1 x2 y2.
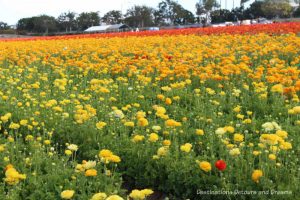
1 22 300 42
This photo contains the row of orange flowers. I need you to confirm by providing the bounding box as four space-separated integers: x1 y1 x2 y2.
1 22 300 42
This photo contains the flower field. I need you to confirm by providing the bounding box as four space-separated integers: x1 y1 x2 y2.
0 23 300 200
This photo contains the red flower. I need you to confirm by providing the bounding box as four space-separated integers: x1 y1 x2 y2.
215 160 226 171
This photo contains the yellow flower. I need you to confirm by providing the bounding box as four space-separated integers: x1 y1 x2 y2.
99 149 113 158
136 111 146 119
196 129 204 136
198 161 211 172
253 151 261 156
279 142 292 150
233 133 244 142
180 143 192 153
141 189 153 196
271 84 283 93
7 136 15 142
157 147 168 157
252 170 263 183
243 119 252 124
148 133 159 142
65 150 72 156
25 135 34 141
157 94 165 100
9 122 20 129
233 106 241 113
129 190 145 200
225 126 235 133
61 190 75 199
132 135 145 143
165 119 181 127
276 130 288 139
0 144 5 152
85 169 97 177
137 118 149 127
90 192 107 200
124 121 135 127
20 120 28 126
4 165 26 185
229 148 240 156
96 121 107 129
236 114 244 119
165 97 172 105
108 155 121 163
1 115 9 123
129 189 153 200
292 106 300 114
162 140 171 146
44 140 51 145
105 195 124 200
268 154 276 160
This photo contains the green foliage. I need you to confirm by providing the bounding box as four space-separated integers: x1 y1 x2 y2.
125 6 154 28
77 12 100 31
261 0 293 19
102 10 123 25
57 12 77 32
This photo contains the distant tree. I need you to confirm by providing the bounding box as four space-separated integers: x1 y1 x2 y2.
124 5 154 27
244 1 265 19
0 21 9 30
57 11 76 32
155 0 195 25
240 0 250 7
17 15 57 34
156 0 174 25
196 0 219 25
32 15 57 34
102 10 123 25
153 9 165 25
17 17 35 32
294 6 300 17
211 9 233 23
77 12 100 31
171 3 195 25
261 0 293 18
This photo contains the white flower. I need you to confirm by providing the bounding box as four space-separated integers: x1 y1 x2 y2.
113 110 124 119
152 125 161 132
215 128 226 135
271 122 281 130
83 161 96 169
67 144 78 151
262 122 281 132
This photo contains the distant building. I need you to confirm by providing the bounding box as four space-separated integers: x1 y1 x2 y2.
84 24 130 33
9 25 17 29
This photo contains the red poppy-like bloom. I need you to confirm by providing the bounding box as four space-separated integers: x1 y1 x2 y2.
215 160 226 171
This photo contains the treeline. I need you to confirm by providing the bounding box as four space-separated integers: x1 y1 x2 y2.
15 0 196 34
0 0 299 35
211 0 300 23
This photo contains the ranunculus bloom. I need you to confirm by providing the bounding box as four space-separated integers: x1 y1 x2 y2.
61 190 75 199
215 160 226 171
85 169 97 177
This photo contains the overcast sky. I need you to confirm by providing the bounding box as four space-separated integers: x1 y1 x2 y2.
0 0 251 25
